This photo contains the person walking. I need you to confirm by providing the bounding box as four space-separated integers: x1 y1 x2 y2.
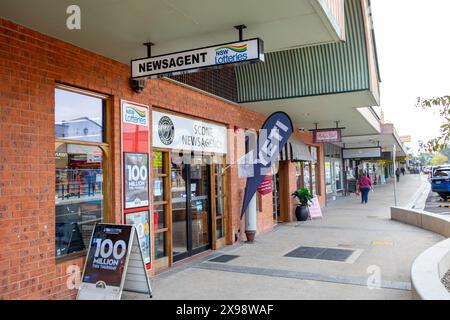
401 167 406 176
396 168 401 182
358 173 372 204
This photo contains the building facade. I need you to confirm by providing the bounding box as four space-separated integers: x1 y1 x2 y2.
0 0 398 300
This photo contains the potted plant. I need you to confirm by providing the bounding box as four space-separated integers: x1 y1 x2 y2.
292 188 314 222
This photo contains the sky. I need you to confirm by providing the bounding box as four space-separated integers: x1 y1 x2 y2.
371 0 450 154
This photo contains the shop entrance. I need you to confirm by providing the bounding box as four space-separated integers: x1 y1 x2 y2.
171 155 212 262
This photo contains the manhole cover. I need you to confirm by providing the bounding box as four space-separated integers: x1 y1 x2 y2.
208 255 240 263
285 246 354 262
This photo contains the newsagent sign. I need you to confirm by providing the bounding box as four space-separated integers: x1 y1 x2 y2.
152 111 228 154
131 38 264 79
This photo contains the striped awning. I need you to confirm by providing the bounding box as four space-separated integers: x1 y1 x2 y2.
280 139 312 162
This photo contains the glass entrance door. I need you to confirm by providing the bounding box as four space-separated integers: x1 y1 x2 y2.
171 155 212 262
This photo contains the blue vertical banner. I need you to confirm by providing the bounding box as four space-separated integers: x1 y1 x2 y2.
241 112 294 218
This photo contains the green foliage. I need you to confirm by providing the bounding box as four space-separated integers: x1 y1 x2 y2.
416 96 450 152
292 188 314 207
430 153 449 166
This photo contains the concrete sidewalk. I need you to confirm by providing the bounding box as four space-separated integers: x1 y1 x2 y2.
127 174 443 300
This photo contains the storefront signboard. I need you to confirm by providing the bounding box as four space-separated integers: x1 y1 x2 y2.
125 211 151 270
343 147 382 160
152 111 228 154
124 153 150 209
131 38 264 79
257 176 273 196
77 224 152 300
308 197 323 219
313 129 342 144
241 112 294 217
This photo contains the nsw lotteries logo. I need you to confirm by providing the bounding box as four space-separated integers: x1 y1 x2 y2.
215 44 248 64
124 105 148 126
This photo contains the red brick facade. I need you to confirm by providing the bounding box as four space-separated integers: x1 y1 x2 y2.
0 18 325 300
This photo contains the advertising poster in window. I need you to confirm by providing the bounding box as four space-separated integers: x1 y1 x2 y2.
125 211 151 270
82 224 132 289
124 153 150 209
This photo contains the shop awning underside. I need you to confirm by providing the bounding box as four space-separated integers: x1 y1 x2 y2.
280 139 312 162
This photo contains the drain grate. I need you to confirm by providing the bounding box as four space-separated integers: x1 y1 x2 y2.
208 255 240 263
285 246 354 262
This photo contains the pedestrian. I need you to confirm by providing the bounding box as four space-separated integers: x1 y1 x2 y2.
401 167 406 176
358 173 372 204
396 168 401 182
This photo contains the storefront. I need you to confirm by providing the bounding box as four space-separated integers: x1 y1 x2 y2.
324 144 344 199
151 110 229 270
0 17 327 300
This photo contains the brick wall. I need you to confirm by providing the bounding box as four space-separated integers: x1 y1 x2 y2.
0 18 324 300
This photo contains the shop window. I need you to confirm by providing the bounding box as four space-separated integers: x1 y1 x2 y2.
213 157 227 240
54 86 109 259
153 151 169 259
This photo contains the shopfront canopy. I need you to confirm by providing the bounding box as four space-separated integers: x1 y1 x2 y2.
280 139 312 162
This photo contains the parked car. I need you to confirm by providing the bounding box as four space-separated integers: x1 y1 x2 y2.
431 166 450 199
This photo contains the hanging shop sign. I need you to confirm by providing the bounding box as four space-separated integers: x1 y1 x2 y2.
241 112 294 218
343 147 382 160
125 211 151 270
124 153 150 209
400 135 412 143
257 176 273 196
313 129 342 144
131 38 264 79
152 111 228 154
77 224 152 300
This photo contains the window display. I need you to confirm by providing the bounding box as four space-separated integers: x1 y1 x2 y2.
55 144 104 257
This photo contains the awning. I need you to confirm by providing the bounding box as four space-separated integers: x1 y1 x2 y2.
280 139 312 162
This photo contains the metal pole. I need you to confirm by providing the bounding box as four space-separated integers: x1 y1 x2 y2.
393 145 398 207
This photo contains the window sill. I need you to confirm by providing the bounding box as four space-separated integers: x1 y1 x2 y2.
55 250 87 264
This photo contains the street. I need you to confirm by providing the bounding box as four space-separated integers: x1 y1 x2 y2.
125 174 443 300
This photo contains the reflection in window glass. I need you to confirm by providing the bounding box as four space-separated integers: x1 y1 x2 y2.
155 233 166 259
153 151 165 175
55 144 103 257
153 177 165 203
153 204 166 230
216 218 223 240
55 88 104 143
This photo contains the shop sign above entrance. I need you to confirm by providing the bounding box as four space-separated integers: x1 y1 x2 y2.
131 38 264 79
152 111 228 154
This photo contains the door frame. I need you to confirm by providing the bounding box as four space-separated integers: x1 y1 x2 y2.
172 161 213 263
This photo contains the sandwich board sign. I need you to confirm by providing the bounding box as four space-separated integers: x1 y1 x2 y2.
77 224 152 300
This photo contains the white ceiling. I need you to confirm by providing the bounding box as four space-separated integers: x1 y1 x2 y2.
338 134 407 157
242 90 381 137
0 0 339 63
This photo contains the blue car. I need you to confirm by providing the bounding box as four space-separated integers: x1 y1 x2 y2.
432 167 450 199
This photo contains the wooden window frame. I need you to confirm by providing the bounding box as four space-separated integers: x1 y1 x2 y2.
152 150 172 272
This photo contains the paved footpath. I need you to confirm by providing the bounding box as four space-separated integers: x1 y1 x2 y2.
126 174 443 300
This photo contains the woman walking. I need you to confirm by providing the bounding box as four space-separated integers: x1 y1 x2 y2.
358 173 373 204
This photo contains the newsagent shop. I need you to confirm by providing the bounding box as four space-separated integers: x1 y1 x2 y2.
0 18 326 300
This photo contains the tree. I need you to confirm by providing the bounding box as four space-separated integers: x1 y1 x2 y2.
430 153 449 166
416 96 450 152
